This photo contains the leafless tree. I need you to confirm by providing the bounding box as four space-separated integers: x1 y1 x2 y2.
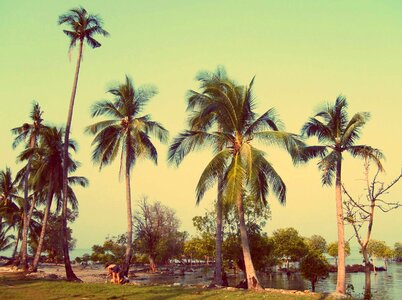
343 159 401 299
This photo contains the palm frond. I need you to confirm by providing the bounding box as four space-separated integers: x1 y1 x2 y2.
91 125 122 169
222 154 245 206
195 149 231 205
85 119 118 135
301 118 333 142
90 100 123 119
347 146 384 171
342 112 370 147
168 130 221 166
318 151 339 186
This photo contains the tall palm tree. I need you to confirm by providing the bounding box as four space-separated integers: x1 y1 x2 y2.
11 102 45 269
183 66 234 285
58 7 109 281
300 96 383 294
86 75 169 276
169 76 303 290
19 127 83 272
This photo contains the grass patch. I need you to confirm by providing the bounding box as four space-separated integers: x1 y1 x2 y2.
0 277 338 300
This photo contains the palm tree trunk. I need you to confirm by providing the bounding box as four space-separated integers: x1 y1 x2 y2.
12 228 21 258
335 159 346 294
122 161 133 277
213 175 223 285
61 39 83 282
236 191 262 290
30 187 53 272
20 136 36 270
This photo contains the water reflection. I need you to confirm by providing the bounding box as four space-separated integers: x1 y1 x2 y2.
135 262 402 300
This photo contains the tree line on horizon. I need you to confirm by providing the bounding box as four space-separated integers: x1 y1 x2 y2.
0 6 401 298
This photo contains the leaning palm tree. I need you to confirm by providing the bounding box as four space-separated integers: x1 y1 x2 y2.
169 76 303 290
86 75 169 276
58 7 109 280
11 102 46 269
300 96 383 295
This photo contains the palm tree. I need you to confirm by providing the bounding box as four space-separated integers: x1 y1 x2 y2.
19 127 82 272
86 75 169 276
0 221 14 252
169 76 303 290
58 7 109 281
0 168 22 260
0 197 41 259
11 102 46 269
300 96 383 294
0 168 19 226
182 66 234 285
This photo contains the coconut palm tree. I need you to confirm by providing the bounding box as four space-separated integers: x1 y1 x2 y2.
0 197 41 259
11 102 46 269
86 75 169 276
0 168 19 226
169 76 303 290
184 66 230 285
58 7 109 280
300 96 383 294
19 127 83 272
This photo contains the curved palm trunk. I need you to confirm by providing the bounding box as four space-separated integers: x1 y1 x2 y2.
213 176 223 285
122 161 133 277
20 136 36 270
335 159 346 294
236 191 262 290
30 187 53 272
61 39 84 281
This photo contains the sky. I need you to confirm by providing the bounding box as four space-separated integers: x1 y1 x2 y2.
0 0 401 251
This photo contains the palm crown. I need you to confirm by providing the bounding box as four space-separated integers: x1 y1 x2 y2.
11 102 45 149
301 96 383 185
18 127 86 210
86 75 169 173
58 7 109 51
169 73 304 206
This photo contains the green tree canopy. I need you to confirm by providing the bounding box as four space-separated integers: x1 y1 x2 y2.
300 250 330 292
271 227 308 265
306 235 327 254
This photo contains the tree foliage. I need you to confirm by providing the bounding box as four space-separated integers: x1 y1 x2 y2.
134 198 186 268
271 227 308 265
300 250 330 292
327 241 351 262
30 210 77 263
306 235 327 254
394 242 402 262
89 235 128 265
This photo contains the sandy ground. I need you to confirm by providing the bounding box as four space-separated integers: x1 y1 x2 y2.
0 263 129 283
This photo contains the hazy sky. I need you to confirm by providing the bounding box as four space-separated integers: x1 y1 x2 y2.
0 1 401 250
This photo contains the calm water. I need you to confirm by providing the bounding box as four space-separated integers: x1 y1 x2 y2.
133 262 401 300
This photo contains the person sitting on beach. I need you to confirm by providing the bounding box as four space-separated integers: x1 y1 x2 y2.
105 263 121 284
